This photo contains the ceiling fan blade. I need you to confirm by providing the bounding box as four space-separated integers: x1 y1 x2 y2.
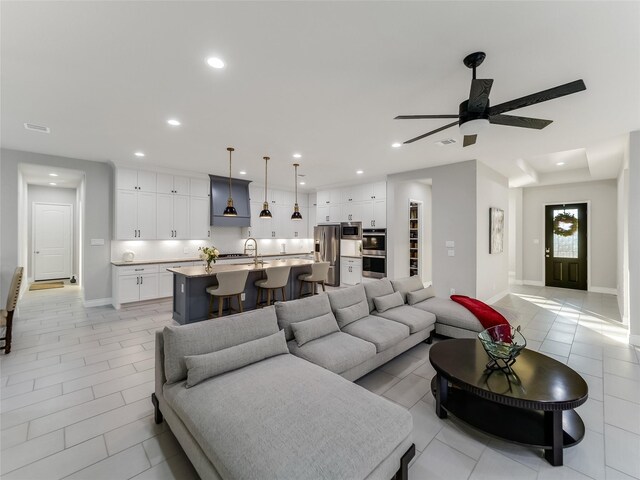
490 79 586 116
403 121 459 144
463 135 477 147
468 79 493 112
395 115 459 119
490 114 553 129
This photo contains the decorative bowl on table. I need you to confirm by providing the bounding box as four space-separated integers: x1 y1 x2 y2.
478 324 526 373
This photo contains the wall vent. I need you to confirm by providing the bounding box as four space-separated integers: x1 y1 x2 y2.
24 123 50 133
435 138 456 146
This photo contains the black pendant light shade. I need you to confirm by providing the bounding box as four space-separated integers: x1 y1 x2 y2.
291 163 303 221
223 147 237 217
259 156 272 219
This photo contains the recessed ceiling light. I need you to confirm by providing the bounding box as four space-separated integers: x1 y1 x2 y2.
134 152 145 157
167 119 181 126
556 162 565 166
49 173 58 177
206 57 225 69
356 170 364 175
239 171 247 175
391 143 402 148
299 181 306 185
293 153 302 159
49 182 57 186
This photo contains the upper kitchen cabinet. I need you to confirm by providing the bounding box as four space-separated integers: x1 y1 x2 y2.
115 190 157 240
157 193 189 239
189 196 211 239
190 177 210 198
157 173 190 195
116 168 157 192
361 181 386 200
317 188 341 206
341 184 364 203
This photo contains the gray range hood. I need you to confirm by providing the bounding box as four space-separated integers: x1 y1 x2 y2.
209 175 251 227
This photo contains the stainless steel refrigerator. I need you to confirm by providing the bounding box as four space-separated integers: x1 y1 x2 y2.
314 225 340 286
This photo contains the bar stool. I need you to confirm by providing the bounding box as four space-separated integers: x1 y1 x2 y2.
297 261 330 298
255 265 291 308
206 270 249 318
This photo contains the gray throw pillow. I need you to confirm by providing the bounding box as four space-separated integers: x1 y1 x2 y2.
407 286 435 305
374 291 405 313
335 300 369 328
291 312 340 347
184 330 288 388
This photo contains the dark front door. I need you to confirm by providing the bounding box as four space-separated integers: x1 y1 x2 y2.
545 203 587 290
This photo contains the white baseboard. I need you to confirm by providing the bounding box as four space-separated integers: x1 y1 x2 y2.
486 289 510 305
629 334 640 347
589 286 618 295
522 280 545 287
83 297 112 308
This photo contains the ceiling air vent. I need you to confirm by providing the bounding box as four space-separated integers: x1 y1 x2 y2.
24 123 50 133
435 138 456 146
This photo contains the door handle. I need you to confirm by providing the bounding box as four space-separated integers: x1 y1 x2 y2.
136 277 139 285
141 276 143 284
545 255 550 258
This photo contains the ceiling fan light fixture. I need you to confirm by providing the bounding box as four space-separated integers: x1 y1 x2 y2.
459 118 489 136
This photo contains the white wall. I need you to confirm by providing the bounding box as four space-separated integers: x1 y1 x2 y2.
617 167 629 324
27 185 78 280
521 180 618 290
390 181 432 283
628 131 640 346
508 188 524 284
476 162 510 302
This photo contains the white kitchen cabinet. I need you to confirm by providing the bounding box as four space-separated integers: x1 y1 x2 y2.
112 264 159 308
189 196 210 239
157 173 190 195
317 204 341 224
317 188 341 206
362 199 386 228
341 202 363 223
116 168 156 192
190 177 210 198
158 272 174 298
116 190 157 240
139 273 159 300
156 194 189 239
362 181 386 200
341 257 362 285
342 185 364 203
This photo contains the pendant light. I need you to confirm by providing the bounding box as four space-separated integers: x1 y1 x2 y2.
259 156 272 219
291 163 303 221
223 147 238 217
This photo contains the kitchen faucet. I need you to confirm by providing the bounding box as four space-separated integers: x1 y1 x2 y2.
243 238 259 266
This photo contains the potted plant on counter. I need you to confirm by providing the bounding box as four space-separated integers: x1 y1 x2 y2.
199 245 220 273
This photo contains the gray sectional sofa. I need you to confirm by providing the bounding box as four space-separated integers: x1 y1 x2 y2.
152 276 503 480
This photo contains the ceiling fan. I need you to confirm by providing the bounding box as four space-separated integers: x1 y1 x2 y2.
395 52 586 147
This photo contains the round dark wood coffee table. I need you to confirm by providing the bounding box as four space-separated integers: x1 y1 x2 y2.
429 338 588 466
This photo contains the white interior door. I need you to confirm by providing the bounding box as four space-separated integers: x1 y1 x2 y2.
34 203 72 281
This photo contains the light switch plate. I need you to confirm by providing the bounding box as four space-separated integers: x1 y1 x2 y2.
446 240 455 248
90 239 104 246
448 249 455 257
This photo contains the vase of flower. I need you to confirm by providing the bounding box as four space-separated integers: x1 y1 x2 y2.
198 245 220 274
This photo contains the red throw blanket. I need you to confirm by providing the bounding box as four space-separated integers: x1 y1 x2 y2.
450 295 509 330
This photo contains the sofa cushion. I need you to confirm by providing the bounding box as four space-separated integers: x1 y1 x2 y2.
335 300 369 329
163 354 412 480
391 276 424 302
363 278 394 313
291 312 340 347
185 330 288 388
407 286 435 305
413 297 484 332
288 332 376 374
374 291 405 313
341 315 410 352
374 305 436 334
163 306 279 384
275 293 332 341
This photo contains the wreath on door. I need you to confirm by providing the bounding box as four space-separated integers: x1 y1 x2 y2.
553 212 578 237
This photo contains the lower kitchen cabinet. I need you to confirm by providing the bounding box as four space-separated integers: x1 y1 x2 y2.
340 257 362 285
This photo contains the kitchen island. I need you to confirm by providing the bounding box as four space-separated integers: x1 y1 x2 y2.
168 259 315 324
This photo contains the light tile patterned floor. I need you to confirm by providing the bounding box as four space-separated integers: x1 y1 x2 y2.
1 285 638 479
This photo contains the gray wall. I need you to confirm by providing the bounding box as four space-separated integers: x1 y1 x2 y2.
476 162 510 301
27 185 78 280
521 180 618 289
1 148 113 302
388 160 478 298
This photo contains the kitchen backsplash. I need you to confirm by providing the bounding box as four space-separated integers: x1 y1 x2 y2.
111 227 313 262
